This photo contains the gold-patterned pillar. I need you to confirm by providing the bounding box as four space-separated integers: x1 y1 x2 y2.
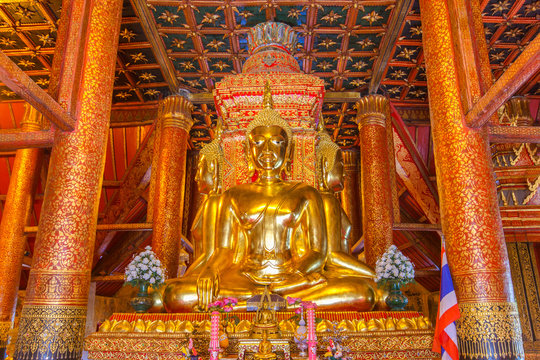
13 0 123 359
419 1 524 359
0 104 42 360
151 95 194 278
340 148 362 249
356 95 394 268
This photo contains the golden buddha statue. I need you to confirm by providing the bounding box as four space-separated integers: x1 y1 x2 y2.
254 330 277 360
163 84 378 312
316 126 376 279
183 122 224 278
252 288 279 339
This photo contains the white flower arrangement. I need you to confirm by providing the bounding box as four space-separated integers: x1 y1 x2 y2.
124 246 166 288
375 245 415 286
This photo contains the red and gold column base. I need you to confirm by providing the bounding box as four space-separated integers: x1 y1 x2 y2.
14 305 86 360
0 321 10 359
457 302 524 360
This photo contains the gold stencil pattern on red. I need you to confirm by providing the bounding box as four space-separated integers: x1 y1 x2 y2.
419 0 514 303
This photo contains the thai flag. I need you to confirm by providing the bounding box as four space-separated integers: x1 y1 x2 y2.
432 241 460 360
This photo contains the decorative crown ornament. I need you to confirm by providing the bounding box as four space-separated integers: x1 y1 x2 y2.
247 22 298 55
246 81 293 143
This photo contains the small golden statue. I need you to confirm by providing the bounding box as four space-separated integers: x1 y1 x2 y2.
252 287 279 339
253 330 277 360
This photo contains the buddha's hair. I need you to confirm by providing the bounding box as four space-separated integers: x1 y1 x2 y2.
246 81 293 144
316 121 341 180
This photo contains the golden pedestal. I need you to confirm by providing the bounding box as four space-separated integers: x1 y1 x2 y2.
84 311 440 360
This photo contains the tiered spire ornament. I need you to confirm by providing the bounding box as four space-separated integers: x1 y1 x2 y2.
243 22 301 73
247 22 298 55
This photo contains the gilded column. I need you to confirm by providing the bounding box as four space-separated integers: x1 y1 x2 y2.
151 95 194 278
356 95 394 267
419 1 523 359
340 148 362 249
14 0 123 359
0 104 42 360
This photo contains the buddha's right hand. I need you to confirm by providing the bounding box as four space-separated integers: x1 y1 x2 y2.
196 268 218 311
270 271 326 293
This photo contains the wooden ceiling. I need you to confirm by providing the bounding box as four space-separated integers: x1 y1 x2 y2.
0 0 538 296
0 0 537 147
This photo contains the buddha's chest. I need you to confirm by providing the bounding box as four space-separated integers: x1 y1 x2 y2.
236 194 303 228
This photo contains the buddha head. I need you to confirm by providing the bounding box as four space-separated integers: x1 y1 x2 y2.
245 82 293 179
316 122 344 193
196 125 223 194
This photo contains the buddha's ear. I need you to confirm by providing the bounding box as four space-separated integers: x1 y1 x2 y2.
320 157 330 190
284 141 294 178
244 140 255 178
210 159 220 193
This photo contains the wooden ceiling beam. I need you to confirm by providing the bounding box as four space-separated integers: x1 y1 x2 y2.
369 0 414 94
130 0 180 92
24 222 153 235
0 129 53 152
465 35 540 128
0 51 76 131
93 230 151 276
415 268 440 277
90 274 125 282
393 222 442 231
488 125 540 143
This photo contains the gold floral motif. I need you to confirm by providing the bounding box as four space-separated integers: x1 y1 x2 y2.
507 243 534 343
15 305 86 360
85 326 437 360
457 302 524 360
0 320 11 346
159 95 194 131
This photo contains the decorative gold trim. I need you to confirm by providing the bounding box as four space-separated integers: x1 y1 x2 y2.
507 243 534 343
0 320 11 346
85 329 438 359
14 305 87 360
20 103 43 131
159 96 194 131
518 243 540 339
341 149 359 170
356 95 389 129
457 301 524 360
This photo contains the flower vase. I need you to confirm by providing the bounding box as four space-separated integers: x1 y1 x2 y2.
130 282 153 313
385 280 408 311
294 312 308 357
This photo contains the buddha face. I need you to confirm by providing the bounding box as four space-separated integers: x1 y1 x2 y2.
323 151 344 193
195 155 216 194
248 125 288 173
